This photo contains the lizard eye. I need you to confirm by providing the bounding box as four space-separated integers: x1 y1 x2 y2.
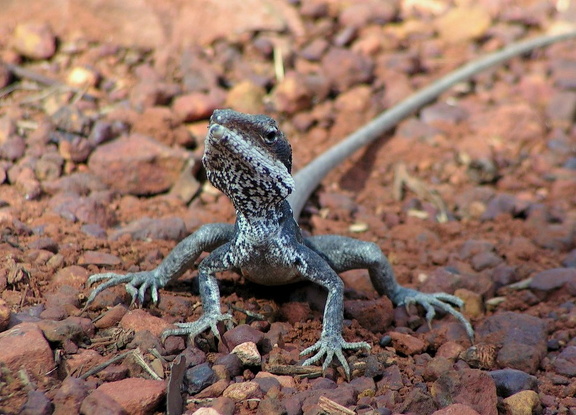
263 128 279 144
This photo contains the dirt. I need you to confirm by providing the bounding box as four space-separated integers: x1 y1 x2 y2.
0 1 576 414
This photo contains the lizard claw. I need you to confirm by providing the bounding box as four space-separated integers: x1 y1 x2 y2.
300 335 370 378
161 312 233 342
395 288 474 340
84 271 162 309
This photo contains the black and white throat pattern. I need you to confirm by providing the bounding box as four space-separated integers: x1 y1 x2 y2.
203 110 295 218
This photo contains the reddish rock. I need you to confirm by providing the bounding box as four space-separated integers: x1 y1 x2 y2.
552 345 576 377
431 369 497 415
88 133 189 195
36 317 94 342
20 390 52 415
0 323 55 378
109 216 187 241
272 72 316 114
97 378 165 415
94 304 129 329
52 265 90 289
223 381 263 401
52 376 89 415
0 298 10 331
224 80 266 114
529 268 576 294
49 193 117 227
13 22 56 59
120 309 172 338
131 106 193 148
344 297 393 333
432 403 481 415
389 331 427 355
280 302 312 324
435 6 491 43
64 349 105 378
80 389 127 415
546 91 576 128
321 48 374 91
172 92 221 122
221 324 265 351
78 251 121 266
476 312 546 374
338 0 397 27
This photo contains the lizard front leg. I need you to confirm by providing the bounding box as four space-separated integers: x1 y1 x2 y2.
304 235 474 340
295 246 370 376
161 242 234 341
85 223 234 307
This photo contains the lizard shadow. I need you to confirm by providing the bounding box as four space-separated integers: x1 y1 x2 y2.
338 134 393 193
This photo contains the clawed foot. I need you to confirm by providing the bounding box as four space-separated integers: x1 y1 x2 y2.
85 270 163 309
300 334 370 377
161 312 233 341
394 287 474 340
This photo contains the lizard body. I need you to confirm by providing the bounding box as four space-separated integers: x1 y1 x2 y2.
86 31 576 376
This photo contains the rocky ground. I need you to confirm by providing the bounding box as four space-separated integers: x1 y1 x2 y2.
1 0 576 414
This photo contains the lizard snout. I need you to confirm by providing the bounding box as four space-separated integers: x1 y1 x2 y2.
208 123 227 141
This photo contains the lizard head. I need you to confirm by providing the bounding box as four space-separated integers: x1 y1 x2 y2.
203 109 294 213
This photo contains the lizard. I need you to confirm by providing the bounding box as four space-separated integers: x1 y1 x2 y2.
85 31 576 376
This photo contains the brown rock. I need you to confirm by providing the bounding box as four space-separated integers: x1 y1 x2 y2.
80 389 127 415
389 331 427 355
20 390 52 415
78 251 121 266
502 390 541 415
94 304 129 329
546 91 576 129
454 289 484 319
97 378 165 415
49 193 117 227
255 371 296 389
231 342 261 366
321 48 374 91
476 312 546 374
435 7 491 43
109 216 187 241
529 268 576 293
396 388 436 414
53 265 90 289
221 324 265 351
36 317 94 342
431 368 497 415
0 298 10 331
13 22 56 59
344 297 393 333
120 309 172 338
223 381 263 400
225 80 266 114
172 92 221 122
88 133 189 195
338 0 397 27
53 376 89 415
64 349 105 378
0 323 55 378
279 301 311 324
272 72 315 114
432 403 481 415
552 345 576 377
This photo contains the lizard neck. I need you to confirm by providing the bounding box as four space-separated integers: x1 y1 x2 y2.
235 200 293 243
